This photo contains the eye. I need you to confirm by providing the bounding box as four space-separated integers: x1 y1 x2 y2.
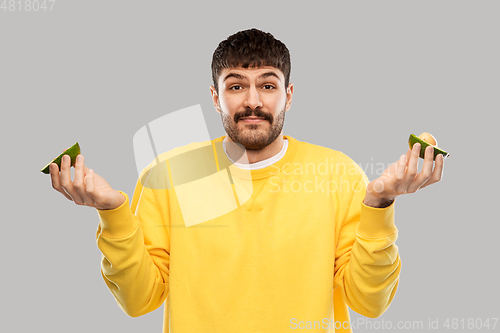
263 84 275 90
229 85 242 91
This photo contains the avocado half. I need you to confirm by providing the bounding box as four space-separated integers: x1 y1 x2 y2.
409 134 449 160
40 142 81 174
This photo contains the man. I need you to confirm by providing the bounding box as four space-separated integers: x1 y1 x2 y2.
50 28 444 332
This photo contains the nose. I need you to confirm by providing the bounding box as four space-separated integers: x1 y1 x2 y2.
243 85 263 110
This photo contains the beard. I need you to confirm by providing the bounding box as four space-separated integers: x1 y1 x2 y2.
220 103 286 151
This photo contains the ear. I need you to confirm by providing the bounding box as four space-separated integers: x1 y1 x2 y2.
210 85 221 114
285 83 294 112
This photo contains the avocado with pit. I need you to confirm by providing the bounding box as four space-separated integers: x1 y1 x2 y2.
40 142 81 174
408 134 449 160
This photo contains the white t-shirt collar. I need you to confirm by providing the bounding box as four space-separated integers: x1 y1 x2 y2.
222 137 289 170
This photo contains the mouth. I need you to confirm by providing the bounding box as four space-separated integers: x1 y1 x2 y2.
240 117 266 123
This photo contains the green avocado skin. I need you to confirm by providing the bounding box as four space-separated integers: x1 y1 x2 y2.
408 134 449 160
40 142 81 174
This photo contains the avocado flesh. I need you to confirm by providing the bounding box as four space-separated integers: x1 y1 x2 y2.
40 142 81 174
409 134 448 160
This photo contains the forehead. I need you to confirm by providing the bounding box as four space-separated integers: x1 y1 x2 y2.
219 66 284 82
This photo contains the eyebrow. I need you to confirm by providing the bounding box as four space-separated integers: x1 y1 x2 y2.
223 71 281 82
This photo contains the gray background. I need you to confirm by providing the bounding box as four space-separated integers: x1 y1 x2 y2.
2 0 499 332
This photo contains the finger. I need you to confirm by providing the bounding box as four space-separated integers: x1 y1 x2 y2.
73 155 95 206
405 147 412 162
407 145 434 192
396 154 407 183
60 154 84 205
49 162 72 201
385 154 407 194
85 169 97 206
396 143 420 194
420 152 445 189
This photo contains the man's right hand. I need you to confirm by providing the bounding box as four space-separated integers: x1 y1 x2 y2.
49 149 126 210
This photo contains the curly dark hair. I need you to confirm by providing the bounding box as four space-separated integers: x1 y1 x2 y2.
211 28 291 93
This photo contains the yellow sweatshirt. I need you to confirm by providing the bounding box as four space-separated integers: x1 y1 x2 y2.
95 134 401 333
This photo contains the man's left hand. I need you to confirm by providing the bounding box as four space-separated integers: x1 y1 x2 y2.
363 143 445 208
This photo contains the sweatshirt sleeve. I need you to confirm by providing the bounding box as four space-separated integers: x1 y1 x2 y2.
95 168 170 318
333 170 402 318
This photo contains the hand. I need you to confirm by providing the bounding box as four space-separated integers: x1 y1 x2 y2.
363 143 445 208
49 149 126 210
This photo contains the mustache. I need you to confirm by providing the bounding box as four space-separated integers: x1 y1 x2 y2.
234 108 273 123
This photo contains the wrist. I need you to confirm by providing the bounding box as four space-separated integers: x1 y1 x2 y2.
96 191 126 211
363 194 394 208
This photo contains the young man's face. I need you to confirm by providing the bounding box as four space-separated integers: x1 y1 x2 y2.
210 66 293 150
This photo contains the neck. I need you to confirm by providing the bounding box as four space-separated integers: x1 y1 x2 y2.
224 134 284 164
